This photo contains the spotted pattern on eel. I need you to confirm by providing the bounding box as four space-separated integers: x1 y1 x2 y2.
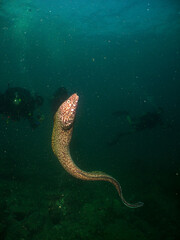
52 93 143 208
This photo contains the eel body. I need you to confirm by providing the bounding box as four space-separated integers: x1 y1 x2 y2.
52 93 143 208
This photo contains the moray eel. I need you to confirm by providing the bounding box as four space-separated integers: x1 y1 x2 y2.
52 93 143 208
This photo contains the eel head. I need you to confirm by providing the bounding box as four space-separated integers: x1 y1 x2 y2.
58 93 79 129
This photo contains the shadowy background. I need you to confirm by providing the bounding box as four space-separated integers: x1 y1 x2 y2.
0 0 179 239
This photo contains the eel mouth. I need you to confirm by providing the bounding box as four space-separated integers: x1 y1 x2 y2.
59 93 79 129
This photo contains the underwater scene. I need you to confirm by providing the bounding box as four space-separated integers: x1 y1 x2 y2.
0 0 180 239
